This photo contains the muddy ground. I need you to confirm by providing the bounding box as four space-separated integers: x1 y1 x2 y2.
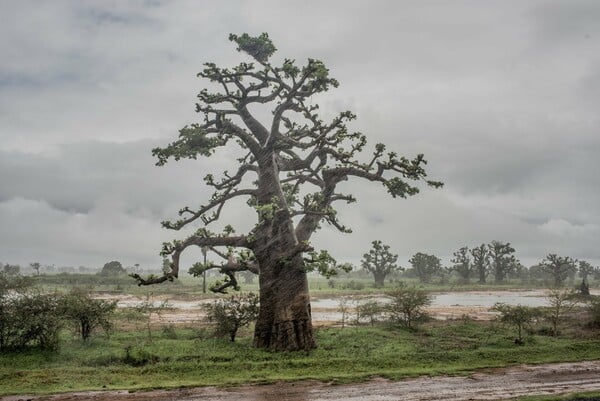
5 360 600 401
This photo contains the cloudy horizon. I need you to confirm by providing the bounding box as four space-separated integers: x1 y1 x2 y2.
1 1 599 272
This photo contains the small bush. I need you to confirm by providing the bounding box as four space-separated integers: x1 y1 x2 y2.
343 280 365 291
491 303 542 345
203 293 259 342
356 300 384 326
386 285 432 329
1 293 63 351
589 297 600 328
123 345 162 366
60 289 117 341
162 324 178 339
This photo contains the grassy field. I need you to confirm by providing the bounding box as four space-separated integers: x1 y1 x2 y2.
31 273 600 298
1 319 599 396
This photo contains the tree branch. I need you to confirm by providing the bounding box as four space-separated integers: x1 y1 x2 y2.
132 235 250 286
164 189 256 230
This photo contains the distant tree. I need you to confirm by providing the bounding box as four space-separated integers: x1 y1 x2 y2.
0 272 31 296
528 263 551 284
578 261 597 282
2 264 20 276
491 303 541 345
203 293 259 342
409 252 441 284
98 261 126 276
60 289 117 341
545 288 578 336
488 241 519 283
128 263 142 274
509 262 527 282
470 244 490 284
361 240 402 288
540 254 577 287
386 285 432 328
451 246 472 284
29 262 41 276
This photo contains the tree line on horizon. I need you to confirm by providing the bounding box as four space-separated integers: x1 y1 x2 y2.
358 240 600 290
3 241 599 292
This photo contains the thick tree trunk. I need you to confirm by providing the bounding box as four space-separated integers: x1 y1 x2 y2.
373 273 385 288
494 269 504 283
253 254 316 351
478 268 486 284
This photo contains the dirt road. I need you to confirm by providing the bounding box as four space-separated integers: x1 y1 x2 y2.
6 360 600 401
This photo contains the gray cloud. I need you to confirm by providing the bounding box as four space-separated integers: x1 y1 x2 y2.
1 1 599 268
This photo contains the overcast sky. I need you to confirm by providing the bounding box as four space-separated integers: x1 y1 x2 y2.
1 1 599 271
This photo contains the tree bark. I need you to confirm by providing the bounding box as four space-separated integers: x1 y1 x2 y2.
373 273 385 288
478 269 486 284
253 254 315 351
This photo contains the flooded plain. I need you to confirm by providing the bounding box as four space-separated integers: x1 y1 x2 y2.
100 289 597 325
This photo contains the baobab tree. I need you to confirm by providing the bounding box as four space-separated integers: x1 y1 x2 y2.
451 246 472 284
470 244 490 284
540 254 577 287
29 262 41 276
361 240 402 288
409 252 442 284
132 33 441 351
488 241 519 283
578 260 597 282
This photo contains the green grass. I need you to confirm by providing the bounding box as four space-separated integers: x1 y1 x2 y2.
2 321 599 396
34 273 600 298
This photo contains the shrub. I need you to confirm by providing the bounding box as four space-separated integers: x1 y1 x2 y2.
589 297 600 328
1 274 63 351
491 303 542 345
1 293 62 350
203 293 259 342
161 324 178 339
386 285 432 329
337 297 351 328
60 289 117 341
544 288 578 336
356 300 384 326
343 280 365 291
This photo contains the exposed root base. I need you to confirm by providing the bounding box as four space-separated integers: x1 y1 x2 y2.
254 319 316 351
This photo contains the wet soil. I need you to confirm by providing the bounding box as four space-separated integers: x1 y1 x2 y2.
5 360 600 401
